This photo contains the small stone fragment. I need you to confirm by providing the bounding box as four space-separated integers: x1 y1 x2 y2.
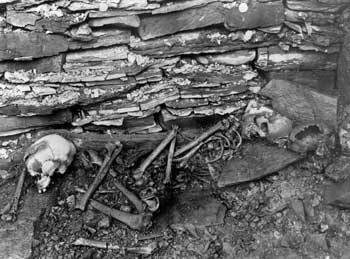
66 195 76 208
0 169 10 179
325 178 350 209
319 223 329 233
305 233 328 251
161 191 226 231
6 11 39 27
303 196 315 221
97 215 111 229
290 199 306 222
325 156 350 182
83 209 99 226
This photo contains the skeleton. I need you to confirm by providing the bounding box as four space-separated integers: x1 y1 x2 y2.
21 133 154 230
19 125 239 229
24 134 76 193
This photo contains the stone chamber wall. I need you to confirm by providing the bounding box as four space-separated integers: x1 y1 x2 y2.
0 0 348 138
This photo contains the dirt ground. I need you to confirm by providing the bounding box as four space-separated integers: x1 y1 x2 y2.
4 142 343 259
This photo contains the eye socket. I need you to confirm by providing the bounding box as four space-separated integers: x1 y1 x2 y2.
33 174 41 181
32 159 42 174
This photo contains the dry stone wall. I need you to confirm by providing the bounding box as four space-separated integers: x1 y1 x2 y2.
0 0 348 136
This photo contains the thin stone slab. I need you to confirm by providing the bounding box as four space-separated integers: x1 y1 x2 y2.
0 32 68 61
0 0 16 3
286 0 346 12
196 50 256 66
0 110 72 133
13 0 54 9
224 0 284 31
6 11 86 34
285 9 339 25
68 29 131 50
138 1 284 40
265 70 336 96
89 15 140 28
318 0 350 3
259 80 337 127
337 31 350 104
138 2 224 40
131 29 279 57
152 0 217 14
0 187 56 259
0 220 34 259
217 142 302 187
6 11 39 27
255 46 337 71
66 46 128 63
0 55 62 73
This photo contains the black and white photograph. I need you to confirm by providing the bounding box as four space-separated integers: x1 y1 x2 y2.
0 0 349 258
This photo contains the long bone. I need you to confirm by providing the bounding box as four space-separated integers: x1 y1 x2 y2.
76 142 122 211
89 199 152 231
0 167 26 221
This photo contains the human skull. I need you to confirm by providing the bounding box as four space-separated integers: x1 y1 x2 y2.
256 113 293 142
242 100 293 142
24 134 76 193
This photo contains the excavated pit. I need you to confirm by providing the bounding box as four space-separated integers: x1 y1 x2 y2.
1 1 350 258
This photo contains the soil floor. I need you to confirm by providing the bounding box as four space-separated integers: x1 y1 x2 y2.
1 141 350 259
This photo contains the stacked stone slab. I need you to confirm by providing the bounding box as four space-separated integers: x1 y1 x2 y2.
0 0 348 136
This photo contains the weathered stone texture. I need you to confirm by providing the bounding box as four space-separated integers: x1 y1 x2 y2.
0 32 68 61
218 142 302 187
138 1 284 40
0 0 346 133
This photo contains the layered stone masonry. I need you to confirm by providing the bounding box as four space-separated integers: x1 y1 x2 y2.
0 0 348 136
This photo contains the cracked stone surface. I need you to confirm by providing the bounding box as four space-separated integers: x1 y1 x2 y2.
0 183 55 259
